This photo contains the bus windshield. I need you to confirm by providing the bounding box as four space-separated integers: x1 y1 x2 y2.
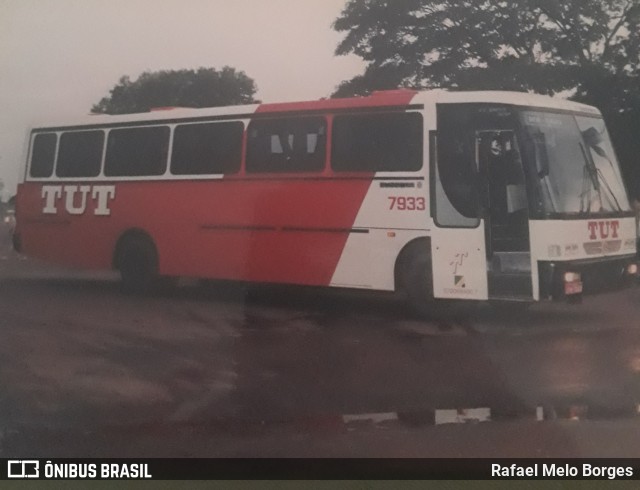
518 110 630 216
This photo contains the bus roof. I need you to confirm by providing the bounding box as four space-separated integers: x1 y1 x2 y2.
32 89 600 131
418 90 600 115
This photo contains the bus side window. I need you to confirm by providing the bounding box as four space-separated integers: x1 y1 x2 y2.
171 121 243 175
105 126 170 177
56 130 104 178
29 133 57 178
433 105 480 228
436 134 480 226
246 117 326 173
331 112 423 172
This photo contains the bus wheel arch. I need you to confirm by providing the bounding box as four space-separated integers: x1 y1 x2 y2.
394 237 435 313
113 229 159 293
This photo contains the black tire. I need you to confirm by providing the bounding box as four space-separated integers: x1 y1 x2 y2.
398 240 436 317
116 234 159 294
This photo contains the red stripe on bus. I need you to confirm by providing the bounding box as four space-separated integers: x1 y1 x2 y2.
16 178 373 286
255 90 418 114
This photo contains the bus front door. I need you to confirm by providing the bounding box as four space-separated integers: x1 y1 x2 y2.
476 130 533 300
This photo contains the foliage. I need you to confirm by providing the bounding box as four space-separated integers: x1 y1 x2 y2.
333 0 640 102
91 66 258 114
333 0 640 195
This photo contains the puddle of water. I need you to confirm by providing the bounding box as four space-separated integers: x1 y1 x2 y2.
434 408 491 425
343 412 398 425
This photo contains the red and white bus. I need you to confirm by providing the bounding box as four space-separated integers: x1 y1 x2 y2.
13 89 638 309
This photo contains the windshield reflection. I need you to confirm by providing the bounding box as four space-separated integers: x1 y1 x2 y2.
519 111 630 216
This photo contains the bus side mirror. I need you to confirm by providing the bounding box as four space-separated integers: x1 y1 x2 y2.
582 127 603 147
581 126 610 160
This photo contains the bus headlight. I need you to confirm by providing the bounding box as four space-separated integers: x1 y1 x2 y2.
563 271 581 283
626 263 638 276
563 271 583 296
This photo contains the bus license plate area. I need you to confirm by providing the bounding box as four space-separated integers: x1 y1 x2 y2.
564 280 583 295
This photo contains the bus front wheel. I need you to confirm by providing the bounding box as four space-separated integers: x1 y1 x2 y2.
115 234 159 294
398 240 435 316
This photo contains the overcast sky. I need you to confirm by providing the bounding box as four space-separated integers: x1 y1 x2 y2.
0 0 365 198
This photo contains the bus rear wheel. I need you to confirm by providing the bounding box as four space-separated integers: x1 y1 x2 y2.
116 234 159 294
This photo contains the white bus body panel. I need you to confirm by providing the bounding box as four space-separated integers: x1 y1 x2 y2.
431 223 489 300
330 174 430 291
529 218 637 261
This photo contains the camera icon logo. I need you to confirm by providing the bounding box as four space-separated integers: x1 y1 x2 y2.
7 460 39 478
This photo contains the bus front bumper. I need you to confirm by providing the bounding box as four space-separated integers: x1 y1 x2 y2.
538 255 638 301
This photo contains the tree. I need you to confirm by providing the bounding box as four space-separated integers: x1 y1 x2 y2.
91 66 258 114
333 0 640 195
333 1 640 101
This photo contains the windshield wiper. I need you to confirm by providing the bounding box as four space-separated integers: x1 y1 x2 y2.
579 142 602 214
524 131 557 213
579 165 593 214
596 167 624 212
579 141 624 213
590 145 624 212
